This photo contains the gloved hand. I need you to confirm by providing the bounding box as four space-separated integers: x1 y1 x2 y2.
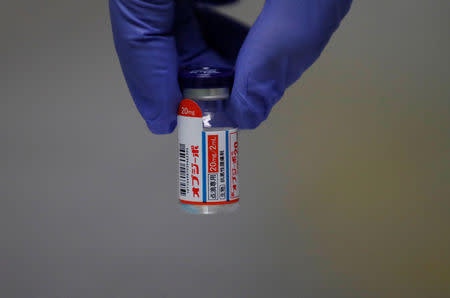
109 0 352 134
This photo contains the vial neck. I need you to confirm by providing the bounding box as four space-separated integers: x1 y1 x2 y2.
182 88 229 101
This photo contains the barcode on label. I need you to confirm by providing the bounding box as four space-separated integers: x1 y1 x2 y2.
179 143 187 197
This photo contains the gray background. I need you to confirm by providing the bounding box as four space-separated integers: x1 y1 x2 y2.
1 1 449 297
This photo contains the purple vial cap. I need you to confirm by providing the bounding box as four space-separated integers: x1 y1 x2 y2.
179 66 234 89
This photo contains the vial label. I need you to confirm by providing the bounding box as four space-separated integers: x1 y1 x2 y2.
178 99 239 205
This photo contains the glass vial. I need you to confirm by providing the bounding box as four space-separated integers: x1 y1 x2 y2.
177 66 239 214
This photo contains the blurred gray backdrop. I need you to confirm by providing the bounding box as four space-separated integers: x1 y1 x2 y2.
1 1 449 297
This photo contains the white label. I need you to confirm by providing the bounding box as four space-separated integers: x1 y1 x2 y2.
177 99 239 205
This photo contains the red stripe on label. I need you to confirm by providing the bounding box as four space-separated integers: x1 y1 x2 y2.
229 131 239 199
208 135 219 173
177 99 202 118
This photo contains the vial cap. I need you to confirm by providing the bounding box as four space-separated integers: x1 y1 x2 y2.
179 66 234 89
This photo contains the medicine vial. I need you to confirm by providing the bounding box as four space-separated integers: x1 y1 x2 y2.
177 66 239 214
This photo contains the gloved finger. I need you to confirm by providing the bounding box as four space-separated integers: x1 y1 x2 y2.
194 6 249 64
174 0 229 68
228 0 353 129
109 0 179 134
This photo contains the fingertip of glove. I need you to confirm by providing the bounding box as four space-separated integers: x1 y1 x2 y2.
227 94 267 130
146 119 177 135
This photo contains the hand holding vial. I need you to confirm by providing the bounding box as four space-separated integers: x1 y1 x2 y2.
109 0 352 133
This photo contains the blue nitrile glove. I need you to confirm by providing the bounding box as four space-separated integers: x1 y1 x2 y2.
109 0 352 134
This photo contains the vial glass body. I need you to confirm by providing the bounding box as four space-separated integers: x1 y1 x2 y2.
178 91 239 215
